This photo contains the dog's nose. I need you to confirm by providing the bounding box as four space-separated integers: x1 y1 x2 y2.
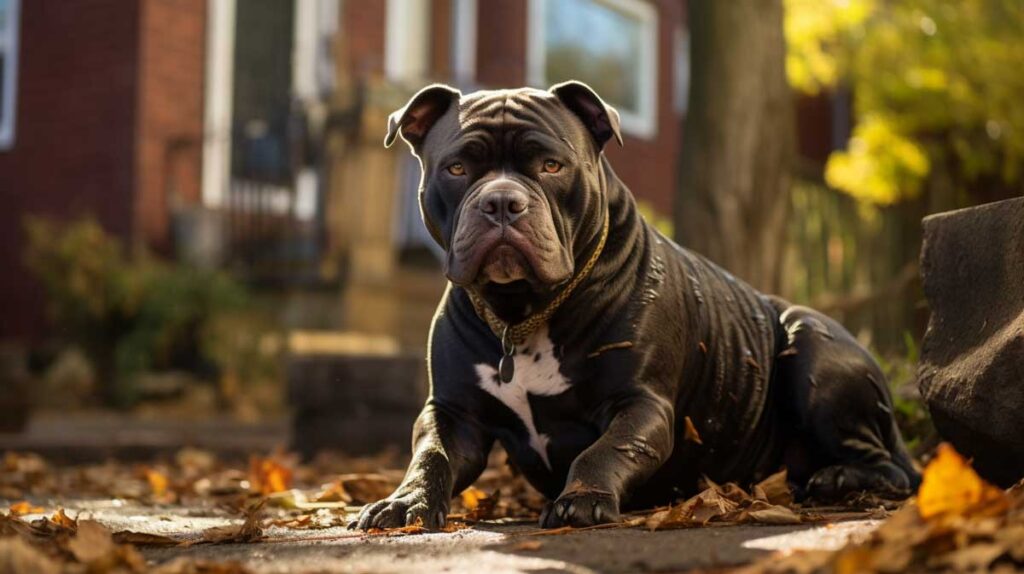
479 189 529 225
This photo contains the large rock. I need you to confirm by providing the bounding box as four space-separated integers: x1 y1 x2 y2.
918 197 1024 486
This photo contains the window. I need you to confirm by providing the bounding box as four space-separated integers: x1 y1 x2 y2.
528 0 658 138
0 0 20 150
385 0 430 84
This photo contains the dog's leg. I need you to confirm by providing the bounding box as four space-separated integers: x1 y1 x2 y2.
541 391 674 528
352 402 492 530
770 302 920 501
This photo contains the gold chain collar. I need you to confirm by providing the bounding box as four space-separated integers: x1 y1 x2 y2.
467 211 610 347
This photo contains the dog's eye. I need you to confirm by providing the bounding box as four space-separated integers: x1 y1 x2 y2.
447 163 466 176
542 159 563 174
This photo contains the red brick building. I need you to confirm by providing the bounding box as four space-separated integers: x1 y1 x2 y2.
0 0 206 340
0 0 839 344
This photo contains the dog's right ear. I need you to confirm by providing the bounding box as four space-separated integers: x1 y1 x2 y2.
385 84 461 150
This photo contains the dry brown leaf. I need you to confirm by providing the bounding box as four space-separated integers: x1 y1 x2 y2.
313 480 350 503
511 540 544 551
918 442 1007 521
113 530 182 547
268 515 314 529
683 416 703 445
366 517 428 537
337 473 396 504
7 501 44 516
741 501 802 525
49 508 77 531
66 519 116 564
648 474 800 530
753 469 793 506
0 537 62 574
191 503 265 545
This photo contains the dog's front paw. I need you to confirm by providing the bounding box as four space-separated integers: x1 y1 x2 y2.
540 483 620 528
350 487 448 531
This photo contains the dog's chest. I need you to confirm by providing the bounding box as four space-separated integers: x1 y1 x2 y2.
475 327 571 468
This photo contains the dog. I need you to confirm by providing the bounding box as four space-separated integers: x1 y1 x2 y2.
353 81 919 530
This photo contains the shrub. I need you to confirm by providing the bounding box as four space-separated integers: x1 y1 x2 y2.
24 216 249 407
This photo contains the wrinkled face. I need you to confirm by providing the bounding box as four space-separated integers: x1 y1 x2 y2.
387 84 621 298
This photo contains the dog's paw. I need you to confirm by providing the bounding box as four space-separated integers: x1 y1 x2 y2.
540 484 620 528
806 462 911 502
349 488 448 531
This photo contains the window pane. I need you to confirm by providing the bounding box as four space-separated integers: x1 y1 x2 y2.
544 0 642 112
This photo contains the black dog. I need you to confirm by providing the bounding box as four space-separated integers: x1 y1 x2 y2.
354 82 918 530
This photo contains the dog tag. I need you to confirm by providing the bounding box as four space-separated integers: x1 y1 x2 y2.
499 326 516 383
499 354 515 383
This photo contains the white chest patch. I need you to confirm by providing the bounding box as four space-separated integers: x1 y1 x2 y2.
475 326 571 469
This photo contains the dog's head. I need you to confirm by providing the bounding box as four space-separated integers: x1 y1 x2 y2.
386 82 621 318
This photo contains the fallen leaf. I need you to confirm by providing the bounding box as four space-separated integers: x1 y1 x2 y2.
0 537 61 574
460 486 488 511
65 519 116 564
143 467 170 497
337 474 396 505
918 443 1007 521
313 481 350 503
249 455 293 495
191 502 265 545
50 508 77 530
113 530 182 546
512 540 544 551
460 486 499 520
8 501 44 516
741 501 802 525
752 469 793 506
683 416 703 445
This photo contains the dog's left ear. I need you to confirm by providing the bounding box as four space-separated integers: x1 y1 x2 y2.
549 81 623 149
385 84 462 150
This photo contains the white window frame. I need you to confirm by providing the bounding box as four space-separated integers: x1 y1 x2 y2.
0 0 21 150
385 0 430 84
450 0 478 87
527 0 658 139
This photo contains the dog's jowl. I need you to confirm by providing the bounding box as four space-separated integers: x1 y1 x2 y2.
354 82 919 530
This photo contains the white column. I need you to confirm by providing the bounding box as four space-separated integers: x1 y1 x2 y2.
201 0 237 208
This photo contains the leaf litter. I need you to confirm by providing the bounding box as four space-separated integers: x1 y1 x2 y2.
741 442 1024 573
3 443 997 573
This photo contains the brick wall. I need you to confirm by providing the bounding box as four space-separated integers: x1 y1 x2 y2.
343 0 386 77
0 0 141 340
135 0 206 251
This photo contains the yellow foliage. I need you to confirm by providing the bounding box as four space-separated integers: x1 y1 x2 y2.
825 115 929 204
917 443 1007 521
784 0 875 94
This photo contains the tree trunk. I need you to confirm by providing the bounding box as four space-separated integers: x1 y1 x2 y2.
675 0 795 293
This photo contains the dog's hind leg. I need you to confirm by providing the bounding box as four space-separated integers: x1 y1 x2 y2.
768 299 920 501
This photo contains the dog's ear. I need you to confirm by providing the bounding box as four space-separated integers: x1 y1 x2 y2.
385 84 462 150
549 81 623 149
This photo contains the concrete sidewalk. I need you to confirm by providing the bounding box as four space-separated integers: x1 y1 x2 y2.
34 499 878 573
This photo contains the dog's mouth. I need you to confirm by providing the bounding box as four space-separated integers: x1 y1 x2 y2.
479 243 532 285
446 223 571 287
